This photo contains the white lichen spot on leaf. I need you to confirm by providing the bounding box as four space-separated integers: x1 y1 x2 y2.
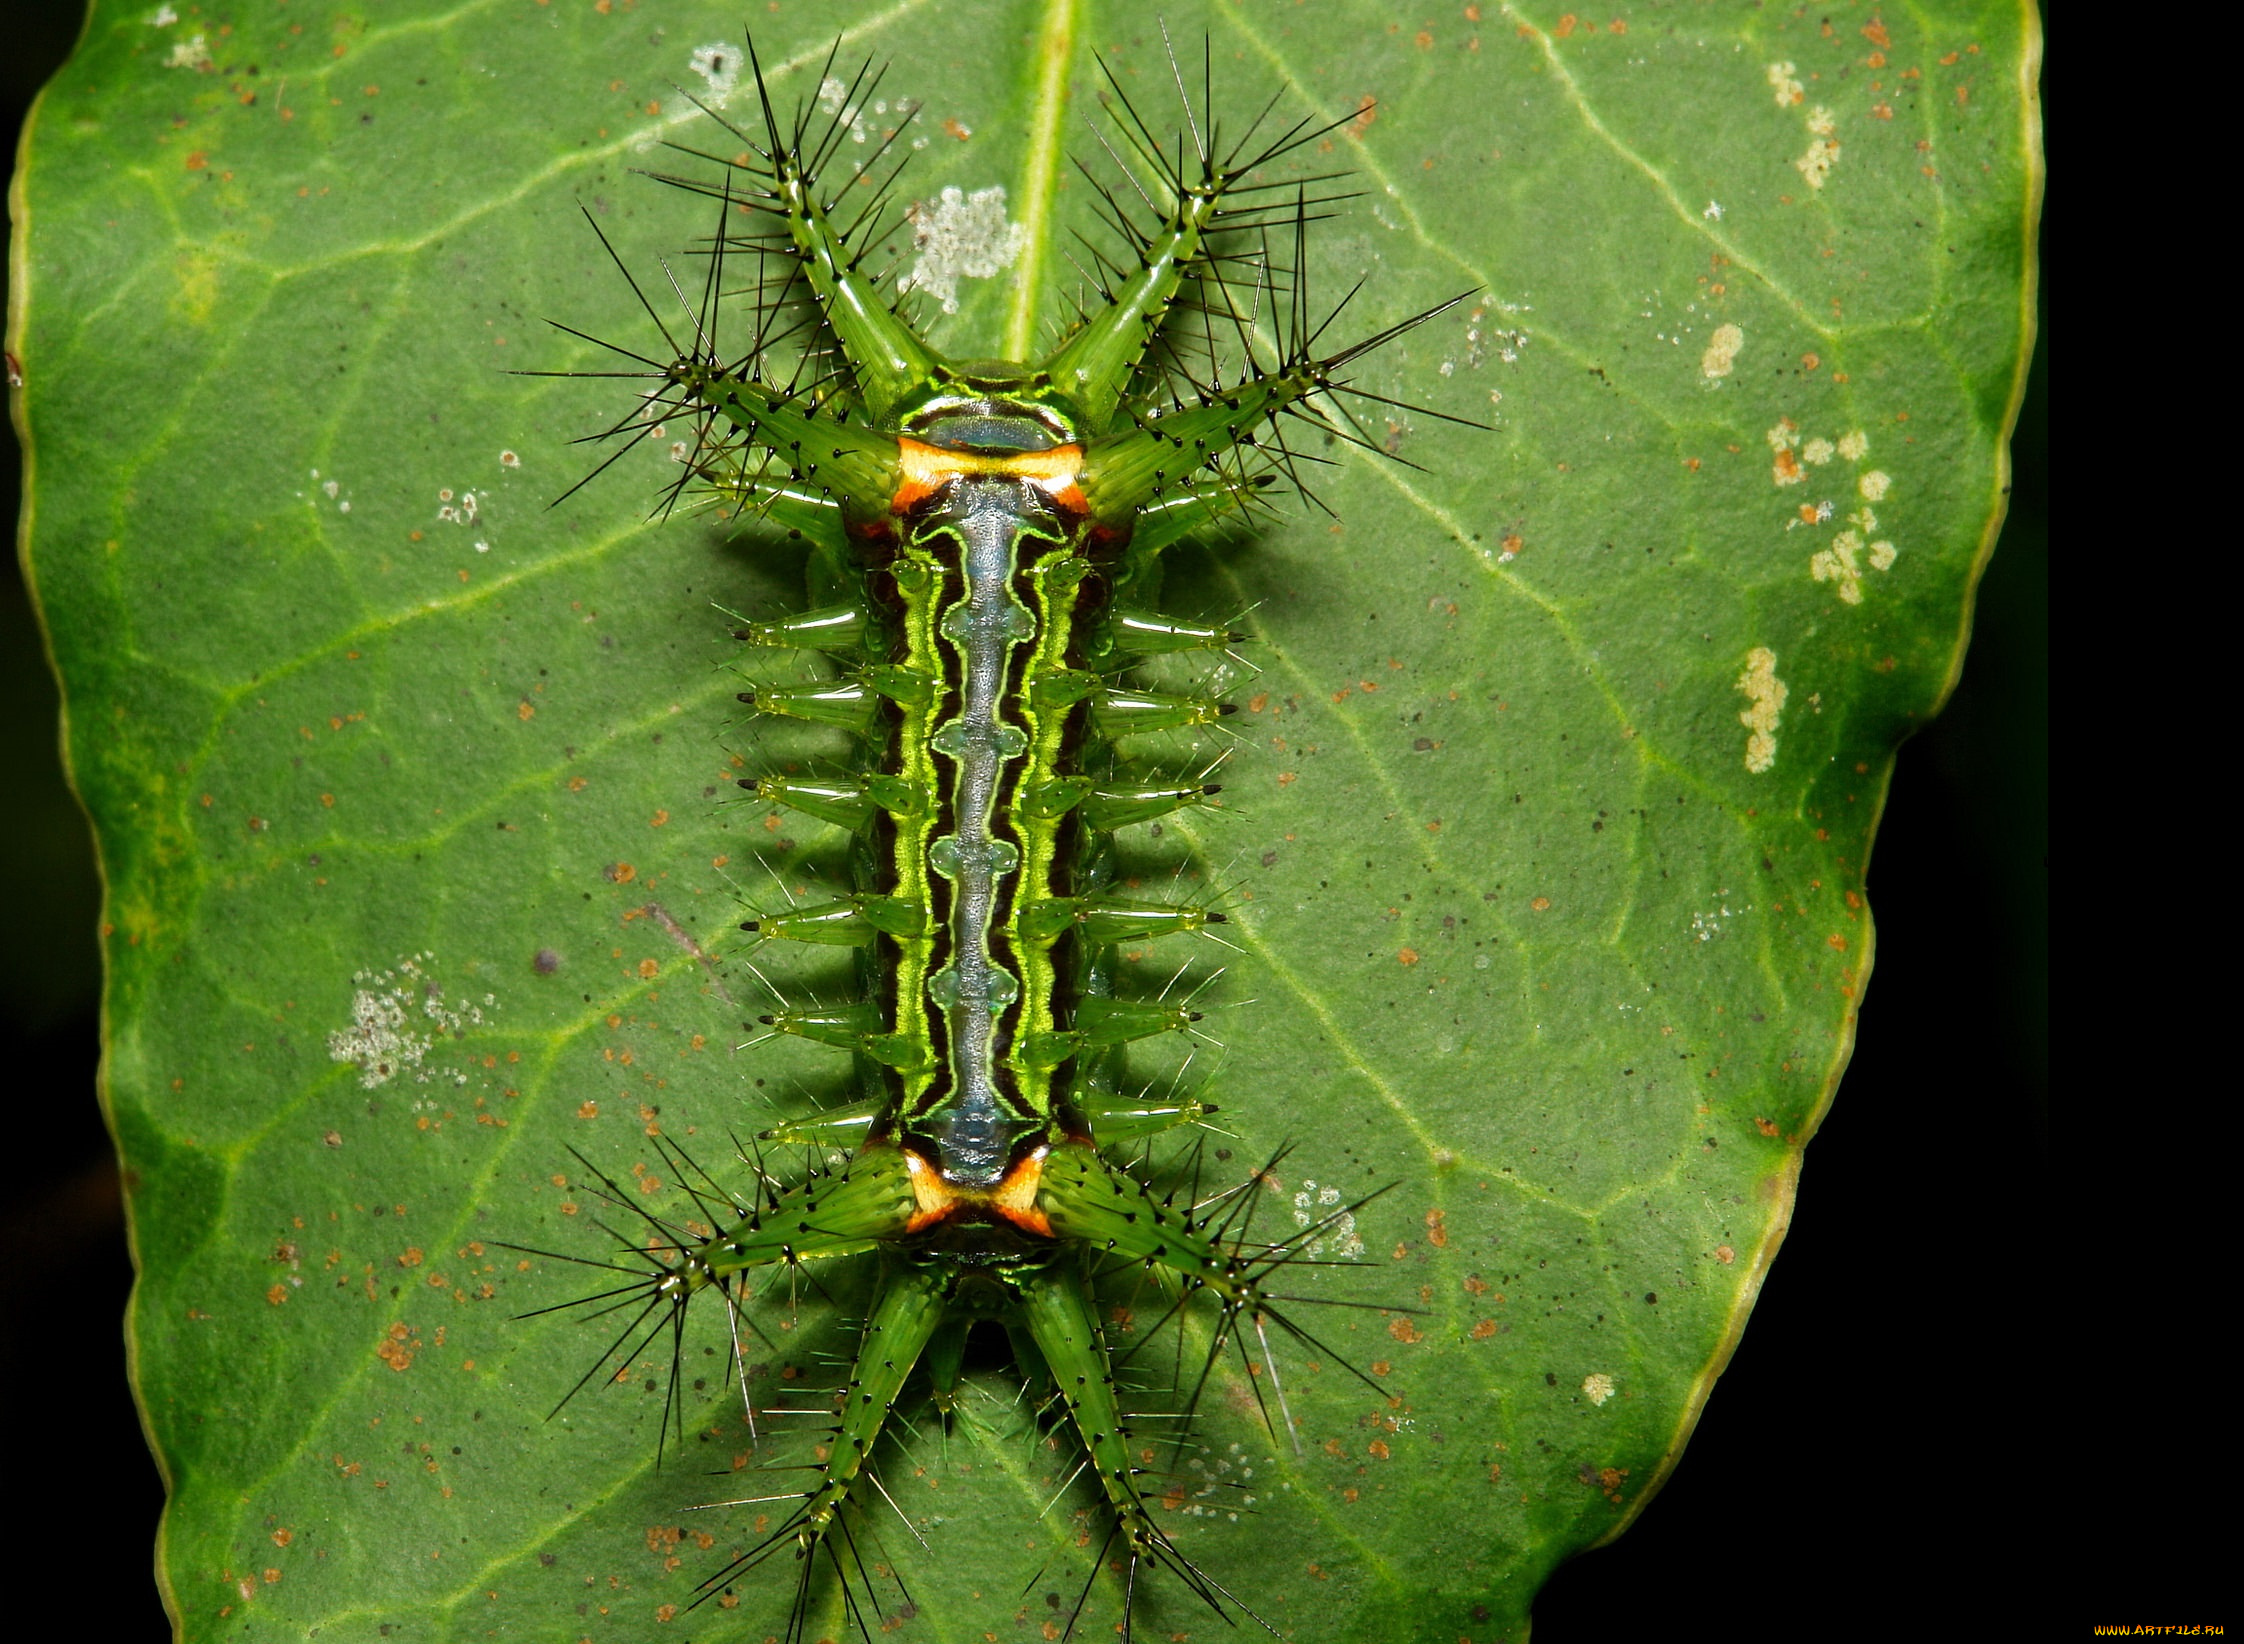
1766 419 1804 486
1767 64 1839 189
1582 1372 1617 1407
1290 1179 1366 1259
1735 647 1786 774
1700 323 1744 381
1179 1442 1265 1522
688 43 742 105
1810 518 1898 604
1767 427 1899 603
307 469 353 515
814 76 921 152
1689 894 1745 942
327 954 494 1089
817 75 869 143
1796 107 1841 190
897 186 1028 314
1454 303 1529 373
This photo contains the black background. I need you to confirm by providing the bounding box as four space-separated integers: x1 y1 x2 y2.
3 8 2078 1639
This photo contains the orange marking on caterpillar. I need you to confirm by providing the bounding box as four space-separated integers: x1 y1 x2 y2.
901 1145 1055 1236
891 439 1089 517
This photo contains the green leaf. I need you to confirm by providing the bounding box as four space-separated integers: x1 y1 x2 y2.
13 2 2039 1639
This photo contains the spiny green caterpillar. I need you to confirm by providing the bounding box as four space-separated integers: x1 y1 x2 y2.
516 31 1474 1641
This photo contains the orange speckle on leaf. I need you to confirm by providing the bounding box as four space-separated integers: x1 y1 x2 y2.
1397 947 1420 966
517 700 535 721
375 1323 416 1373
1531 897 1551 912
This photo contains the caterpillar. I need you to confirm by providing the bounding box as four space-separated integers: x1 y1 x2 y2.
516 32 1475 1641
